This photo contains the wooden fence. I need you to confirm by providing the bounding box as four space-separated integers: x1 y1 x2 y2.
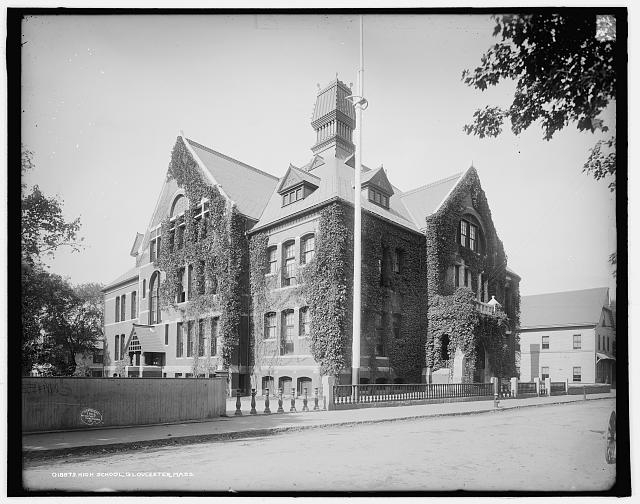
22 377 227 433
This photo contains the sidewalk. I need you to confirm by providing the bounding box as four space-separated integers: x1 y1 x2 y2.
23 391 616 461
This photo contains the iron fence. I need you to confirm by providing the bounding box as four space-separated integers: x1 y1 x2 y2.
333 383 493 405
517 382 537 395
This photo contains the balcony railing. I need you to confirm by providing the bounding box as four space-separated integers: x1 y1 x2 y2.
474 299 502 316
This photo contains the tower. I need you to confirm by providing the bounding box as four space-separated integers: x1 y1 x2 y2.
310 78 356 160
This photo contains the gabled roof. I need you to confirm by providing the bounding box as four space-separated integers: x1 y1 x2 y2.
520 287 610 329
400 172 463 229
361 166 394 196
129 233 144 257
126 324 166 353
252 155 419 233
186 138 278 220
103 266 139 292
277 164 321 193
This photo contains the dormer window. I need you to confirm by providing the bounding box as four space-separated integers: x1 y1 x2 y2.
282 186 304 206
367 187 389 209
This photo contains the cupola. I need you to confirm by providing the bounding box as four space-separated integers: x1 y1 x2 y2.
310 78 356 160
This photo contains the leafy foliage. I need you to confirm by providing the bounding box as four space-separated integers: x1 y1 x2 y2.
21 146 83 265
301 203 353 377
424 169 519 379
22 263 103 375
462 13 617 190
157 137 248 370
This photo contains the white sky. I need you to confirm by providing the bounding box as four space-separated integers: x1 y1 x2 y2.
21 13 618 297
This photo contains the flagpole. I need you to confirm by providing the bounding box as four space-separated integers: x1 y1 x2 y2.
351 15 365 392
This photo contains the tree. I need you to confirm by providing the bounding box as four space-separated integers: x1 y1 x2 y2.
462 14 617 191
21 267 103 375
21 145 83 265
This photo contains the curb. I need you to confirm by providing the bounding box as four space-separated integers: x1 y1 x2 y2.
23 395 614 463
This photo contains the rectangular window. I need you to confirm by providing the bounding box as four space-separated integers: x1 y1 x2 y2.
210 317 219 356
469 224 477 252
281 310 294 355
198 319 205 357
573 334 581 349
176 322 183 357
460 220 468 247
131 291 137 319
598 334 601 350
114 335 120 361
264 312 276 339
267 246 277 274
454 265 460 288
299 307 310 337
93 351 104 364
392 314 401 339
178 268 186 303
122 294 127 321
301 235 315 264
541 366 549 380
187 264 193 300
175 373 182 378
164 324 169 345
150 239 156 262
465 269 472 288
115 296 120 322
187 321 193 357
283 241 296 286
607 337 610 352
156 236 161 259
393 249 403 273
573 367 582 382
120 334 125 360
374 313 385 357
542 336 549 350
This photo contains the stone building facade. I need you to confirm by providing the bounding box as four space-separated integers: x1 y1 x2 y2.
101 78 520 394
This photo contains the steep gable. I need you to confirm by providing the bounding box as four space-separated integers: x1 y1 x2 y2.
361 166 394 196
277 164 321 194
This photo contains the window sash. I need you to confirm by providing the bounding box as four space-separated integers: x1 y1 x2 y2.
542 336 549 349
573 334 581 349
198 320 205 357
176 323 183 357
210 318 218 356
264 314 276 339
573 367 582 382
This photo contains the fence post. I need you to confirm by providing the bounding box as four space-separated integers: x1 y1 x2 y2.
510 377 518 398
565 378 569 395
534 377 541 397
234 390 242 416
322 375 335 411
313 387 320 411
250 388 257 415
544 377 551 397
263 389 271 414
277 388 284 413
490 377 498 396
290 390 297 412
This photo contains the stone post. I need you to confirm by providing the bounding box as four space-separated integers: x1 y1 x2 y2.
322 375 336 411
534 377 541 396
510 377 518 398
565 378 569 395
544 377 551 397
490 376 499 396
139 352 145 378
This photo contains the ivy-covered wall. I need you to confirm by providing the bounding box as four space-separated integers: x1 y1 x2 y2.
424 168 520 379
155 137 249 370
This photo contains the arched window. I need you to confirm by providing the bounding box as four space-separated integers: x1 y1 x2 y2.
170 194 188 218
149 271 161 325
282 240 296 286
261 376 275 396
297 377 312 395
142 279 146 298
440 334 450 361
278 376 292 395
300 234 315 264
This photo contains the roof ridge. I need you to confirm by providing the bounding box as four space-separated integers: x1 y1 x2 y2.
522 286 609 298
401 172 463 197
186 138 279 181
290 164 321 181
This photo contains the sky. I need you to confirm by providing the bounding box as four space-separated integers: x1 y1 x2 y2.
21 13 618 298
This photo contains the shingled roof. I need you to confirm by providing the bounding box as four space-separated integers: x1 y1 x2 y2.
186 138 279 221
103 266 139 292
400 172 463 229
252 155 420 233
520 287 610 329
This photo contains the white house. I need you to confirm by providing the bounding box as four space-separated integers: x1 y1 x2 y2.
518 287 615 386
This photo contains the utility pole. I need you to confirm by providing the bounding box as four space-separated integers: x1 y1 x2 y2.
351 15 367 393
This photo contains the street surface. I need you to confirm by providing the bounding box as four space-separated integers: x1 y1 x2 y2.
23 399 616 492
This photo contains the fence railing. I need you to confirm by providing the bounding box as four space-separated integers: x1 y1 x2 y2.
550 381 566 394
517 382 537 395
333 383 494 406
